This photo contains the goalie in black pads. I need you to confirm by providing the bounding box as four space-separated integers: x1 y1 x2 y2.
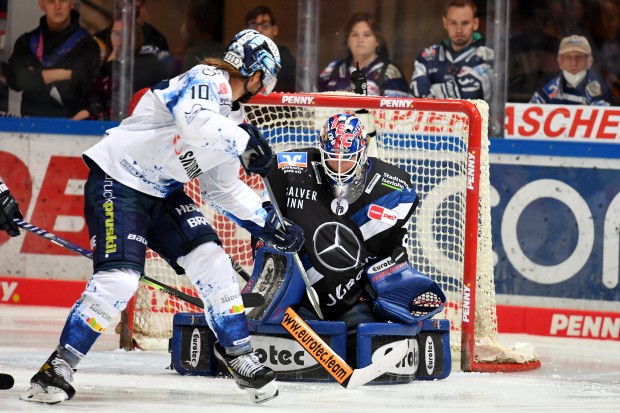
20 29 303 405
247 114 446 366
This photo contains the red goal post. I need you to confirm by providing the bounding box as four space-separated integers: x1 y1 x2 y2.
128 92 541 373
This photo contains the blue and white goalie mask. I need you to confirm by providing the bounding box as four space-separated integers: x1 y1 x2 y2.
223 29 281 95
319 114 369 203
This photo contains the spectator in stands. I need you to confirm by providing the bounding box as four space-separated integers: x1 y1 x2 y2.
530 35 613 106
95 0 168 55
181 0 226 71
409 0 493 101
94 0 180 79
318 11 409 97
245 5 296 92
87 19 169 120
507 0 561 102
6 0 100 119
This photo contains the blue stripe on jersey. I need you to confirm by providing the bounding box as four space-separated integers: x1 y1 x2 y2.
349 187 417 227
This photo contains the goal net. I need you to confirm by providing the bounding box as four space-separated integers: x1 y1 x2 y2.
125 92 540 373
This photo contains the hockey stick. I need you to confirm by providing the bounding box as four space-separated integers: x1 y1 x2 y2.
262 179 324 319
280 307 409 388
13 219 264 308
0 373 14 390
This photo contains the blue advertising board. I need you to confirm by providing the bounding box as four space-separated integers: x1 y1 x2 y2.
490 140 620 307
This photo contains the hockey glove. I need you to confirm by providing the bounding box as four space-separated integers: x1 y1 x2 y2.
258 206 304 253
0 182 23 237
365 249 446 324
238 123 275 177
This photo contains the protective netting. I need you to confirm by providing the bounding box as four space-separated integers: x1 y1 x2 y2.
129 94 535 370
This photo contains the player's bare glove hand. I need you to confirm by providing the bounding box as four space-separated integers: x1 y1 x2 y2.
238 123 275 177
259 206 304 253
0 183 23 237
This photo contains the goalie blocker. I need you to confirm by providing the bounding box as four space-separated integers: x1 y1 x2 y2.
169 247 451 383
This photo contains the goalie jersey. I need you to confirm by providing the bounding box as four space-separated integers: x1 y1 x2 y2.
266 148 419 317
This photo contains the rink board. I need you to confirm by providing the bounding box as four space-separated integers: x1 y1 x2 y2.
0 117 619 340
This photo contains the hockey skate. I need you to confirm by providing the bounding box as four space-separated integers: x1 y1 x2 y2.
20 351 76 404
213 341 278 403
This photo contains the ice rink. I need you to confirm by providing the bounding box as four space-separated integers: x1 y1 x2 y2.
0 304 618 413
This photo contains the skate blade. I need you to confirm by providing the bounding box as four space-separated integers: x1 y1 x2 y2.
19 383 69 405
244 381 279 404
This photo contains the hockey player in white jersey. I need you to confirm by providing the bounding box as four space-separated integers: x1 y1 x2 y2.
20 29 303 405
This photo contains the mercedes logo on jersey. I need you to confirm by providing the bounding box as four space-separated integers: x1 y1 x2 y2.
312 222 361 271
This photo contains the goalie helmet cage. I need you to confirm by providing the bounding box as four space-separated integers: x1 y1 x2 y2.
123 92 540 373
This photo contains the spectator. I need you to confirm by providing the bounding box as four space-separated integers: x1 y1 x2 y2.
181 0 226 71
95 0 168 55
530 34 612 105
245 5 296 92
88 19 169 120
409 0 493 101
318 12 409 97
94 0 180 79
6 0 100 119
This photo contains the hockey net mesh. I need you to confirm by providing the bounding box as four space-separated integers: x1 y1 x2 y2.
130 93 531 368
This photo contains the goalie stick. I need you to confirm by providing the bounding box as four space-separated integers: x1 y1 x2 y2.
13 219 265 308
280 307 409 388
262 179 324 319
0 373 14 390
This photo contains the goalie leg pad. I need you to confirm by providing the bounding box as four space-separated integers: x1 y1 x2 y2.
178 242 251 354
59 268 140 366
356 319 451 383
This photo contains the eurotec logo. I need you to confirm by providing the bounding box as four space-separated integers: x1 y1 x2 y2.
252 335 317 371
425 336 435 375
190 328 201 367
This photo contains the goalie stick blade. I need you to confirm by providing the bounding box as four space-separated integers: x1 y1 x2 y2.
281 308 409 389
0 373 14 390
344 339 409 389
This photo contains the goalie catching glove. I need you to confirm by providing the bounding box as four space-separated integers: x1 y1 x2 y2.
365 247 446 324
254 205 304 253
238 123 275 177
0 182 23 237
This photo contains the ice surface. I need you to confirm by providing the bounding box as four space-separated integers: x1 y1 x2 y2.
0 304 618 412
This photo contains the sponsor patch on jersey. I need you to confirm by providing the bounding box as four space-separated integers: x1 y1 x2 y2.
219 83 229 94
367 204 398 226
381 172 408 190
277 152 307 169
364 173 381 193
331 198 349 215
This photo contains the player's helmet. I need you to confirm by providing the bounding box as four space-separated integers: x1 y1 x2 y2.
223 29 281 95
319 114 369 202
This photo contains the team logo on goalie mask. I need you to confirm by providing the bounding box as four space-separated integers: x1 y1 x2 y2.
312 222 361 271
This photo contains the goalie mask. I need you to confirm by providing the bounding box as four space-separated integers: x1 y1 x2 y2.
319 114 369 203
223 29 281 102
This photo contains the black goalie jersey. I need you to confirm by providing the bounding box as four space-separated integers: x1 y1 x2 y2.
266 148 419 317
